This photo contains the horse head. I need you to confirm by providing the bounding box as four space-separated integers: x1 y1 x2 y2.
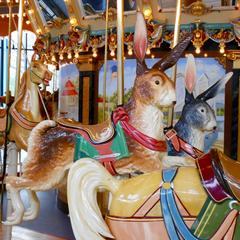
132 12 192 108
30 60 53 86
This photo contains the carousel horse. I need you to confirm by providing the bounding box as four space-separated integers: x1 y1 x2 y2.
67 149 240 240
4 12 192 225
0 60 52 151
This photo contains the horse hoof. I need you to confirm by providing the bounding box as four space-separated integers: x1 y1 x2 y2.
2 218 22 225
5 212 17 221
23 211 37 221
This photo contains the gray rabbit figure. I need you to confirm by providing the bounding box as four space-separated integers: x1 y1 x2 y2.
164 54 233 167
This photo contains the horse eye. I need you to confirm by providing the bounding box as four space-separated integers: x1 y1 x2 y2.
155 80 160 85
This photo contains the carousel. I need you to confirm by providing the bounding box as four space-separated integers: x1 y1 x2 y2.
0 0 240 239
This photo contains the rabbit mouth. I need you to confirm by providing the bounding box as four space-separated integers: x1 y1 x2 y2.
205 126 217 132
157 101 176 108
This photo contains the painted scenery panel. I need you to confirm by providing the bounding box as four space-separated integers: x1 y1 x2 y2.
59 64 79 120
98 57 226 149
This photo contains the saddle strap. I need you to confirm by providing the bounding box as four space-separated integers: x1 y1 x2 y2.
161 168 239 240
197 153 231 202
164 128 203 159
161 168 199 240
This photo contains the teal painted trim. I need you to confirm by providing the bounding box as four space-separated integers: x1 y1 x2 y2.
74 134 99 162
165 23 233 31
91 26 135 36
110 122 129 160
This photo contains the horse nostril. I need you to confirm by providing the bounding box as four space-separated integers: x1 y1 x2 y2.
213 126 217 130
172 101 176 105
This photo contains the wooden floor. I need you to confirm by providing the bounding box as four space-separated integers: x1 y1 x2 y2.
0 225 66 240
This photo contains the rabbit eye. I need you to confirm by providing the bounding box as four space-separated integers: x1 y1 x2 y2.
200 108 205 113
155 80 160 85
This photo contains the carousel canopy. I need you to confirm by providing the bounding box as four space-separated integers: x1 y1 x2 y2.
0 0 239 65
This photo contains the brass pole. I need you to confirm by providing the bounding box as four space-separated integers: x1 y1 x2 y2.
6 2 13 104
15 0 24 97
102 0 109 121
167 0 182 126
117 0 124 106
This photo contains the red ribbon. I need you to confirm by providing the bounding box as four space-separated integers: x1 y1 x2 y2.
112 107 167 152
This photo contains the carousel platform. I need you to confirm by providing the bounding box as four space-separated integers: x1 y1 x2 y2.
2 190 75 240
0 225 65 240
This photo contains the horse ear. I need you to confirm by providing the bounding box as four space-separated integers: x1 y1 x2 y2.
134 12 148 75
153 33 193 71
196 72 233 101
185 54 196 94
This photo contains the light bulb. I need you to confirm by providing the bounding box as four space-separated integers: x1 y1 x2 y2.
59 54 64 60
146 47 151 55
75 52 79 58
128 48 133 55
68 52 72 59
195 47 201 54
110 50 115 57
220 47 225 54
92 49 97 58
51 55 56 62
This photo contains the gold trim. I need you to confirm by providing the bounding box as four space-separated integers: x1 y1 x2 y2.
184 1 212 16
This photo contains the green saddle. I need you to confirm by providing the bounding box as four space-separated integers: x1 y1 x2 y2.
74 121 129 162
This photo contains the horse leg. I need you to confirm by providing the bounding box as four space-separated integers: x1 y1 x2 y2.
3 183 25 225
23 190 40 221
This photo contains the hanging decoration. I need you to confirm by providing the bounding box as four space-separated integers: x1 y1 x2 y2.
207 29 234 54
192 22 208 54
30 17 239 66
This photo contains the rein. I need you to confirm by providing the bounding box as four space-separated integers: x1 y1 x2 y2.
112 107 167 152
30 69 44 82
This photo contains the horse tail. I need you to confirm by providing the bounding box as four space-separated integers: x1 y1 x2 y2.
68 158 120 240
26 120 56 161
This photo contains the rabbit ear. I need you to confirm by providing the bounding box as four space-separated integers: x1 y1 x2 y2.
196 72 233 101
185 54 196 94
134 12 148 63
